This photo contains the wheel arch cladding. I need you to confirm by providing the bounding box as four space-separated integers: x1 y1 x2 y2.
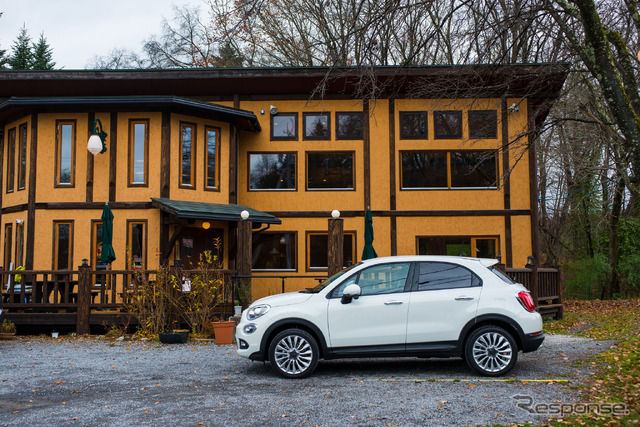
459 314 524 352
261 318 328 360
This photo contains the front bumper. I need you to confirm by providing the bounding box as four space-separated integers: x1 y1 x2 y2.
521 332 545 353
235 319 266 360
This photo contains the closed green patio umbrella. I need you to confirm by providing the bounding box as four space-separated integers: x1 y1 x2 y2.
361 207 378 260
100 203 116 264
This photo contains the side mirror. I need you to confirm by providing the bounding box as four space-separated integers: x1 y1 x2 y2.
341 284 361 304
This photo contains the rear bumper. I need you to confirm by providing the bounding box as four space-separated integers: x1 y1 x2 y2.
521 332 544 353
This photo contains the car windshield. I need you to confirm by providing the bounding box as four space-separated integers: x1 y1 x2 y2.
300 263 362 293
489 266 516 284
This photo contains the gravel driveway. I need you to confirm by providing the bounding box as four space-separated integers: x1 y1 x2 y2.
0 334 614 426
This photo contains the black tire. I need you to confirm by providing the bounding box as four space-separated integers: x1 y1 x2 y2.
268 328 319 379
464 325 518 377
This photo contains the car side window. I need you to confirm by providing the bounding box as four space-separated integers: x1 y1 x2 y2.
414 262 481 291
332 263 411 297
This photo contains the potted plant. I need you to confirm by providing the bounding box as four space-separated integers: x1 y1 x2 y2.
211 317 236 345
234 300 242 316
0 319 16 339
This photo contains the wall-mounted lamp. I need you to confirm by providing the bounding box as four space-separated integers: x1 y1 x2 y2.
331 210 340 219
525 255 535 268
508 103 520 113
269 105 278 115
15 219 24 225
87 119 108 155
240 210 250 220
202 221 211 230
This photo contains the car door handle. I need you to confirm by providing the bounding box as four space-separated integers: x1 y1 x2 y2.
455 296 474 301
384 300 404 305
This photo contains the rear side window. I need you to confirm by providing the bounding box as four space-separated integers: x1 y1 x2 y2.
489 266 515 284
414 262 481 291
330 262 411 297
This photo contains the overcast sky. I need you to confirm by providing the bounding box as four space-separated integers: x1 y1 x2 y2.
0 0 204 69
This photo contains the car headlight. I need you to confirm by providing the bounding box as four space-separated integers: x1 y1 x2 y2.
246 304 270 320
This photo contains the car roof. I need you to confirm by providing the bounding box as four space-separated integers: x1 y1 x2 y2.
359 255 499 268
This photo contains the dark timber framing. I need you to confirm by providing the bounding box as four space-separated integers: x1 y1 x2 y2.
86 112 95 202
363 99 371 210
501 97 513 267
389 98 397 256
25 113 37 270
109 111 117 202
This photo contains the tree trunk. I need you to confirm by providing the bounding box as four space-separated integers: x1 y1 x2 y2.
603 178 624 299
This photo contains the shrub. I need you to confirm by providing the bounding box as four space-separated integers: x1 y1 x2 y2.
563 254 609 299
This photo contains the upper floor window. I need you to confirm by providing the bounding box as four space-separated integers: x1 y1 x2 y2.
307 231 355 271
6 127 15 193
18 124 27 191
53 221 73 270
450 151 497 188
336 112 363 139
271 113 298 140
180 122 196 188
129 120 149 186
307 151 354 190
55 120 76 187
252 232 296 271
399 111 428 139
401 151 448 188
434 111 462 139
249 152 296 191
303 112 330 140
205 126 220 190
469 110 498 138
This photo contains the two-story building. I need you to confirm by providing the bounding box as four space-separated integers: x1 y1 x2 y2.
0 65 567 299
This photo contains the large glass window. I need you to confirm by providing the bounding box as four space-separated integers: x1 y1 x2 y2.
6 128 15 193
417 236 498 259
303 112 330 140
127 220 147 270
336 112 363 139
434 111 462 139
180 122 196 188
129 120 148 186
3 224 12 270
249 153 296 190
469 110 498 138
415 262 481 291
271 113 298 140
53 221 73 270
15 222 24 268
55 121 75 187
205 126 220 190
18 124 27 191
401 151 447 188
307 152 354 190
252 232 296 270
451 151 497 188
399 111 428 139
307 232 355 270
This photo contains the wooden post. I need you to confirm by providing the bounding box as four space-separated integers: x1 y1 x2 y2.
556 265 564 319
328 218 344 276
237 218 252 304
531 264 539 309
77 259 91 335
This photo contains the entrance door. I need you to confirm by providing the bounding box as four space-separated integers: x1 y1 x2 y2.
177 228 223 268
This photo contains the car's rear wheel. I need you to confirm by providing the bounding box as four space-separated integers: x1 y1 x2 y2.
268 328 319 379
464 325 517 376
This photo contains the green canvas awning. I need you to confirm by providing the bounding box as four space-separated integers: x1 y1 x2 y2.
151 198 281 225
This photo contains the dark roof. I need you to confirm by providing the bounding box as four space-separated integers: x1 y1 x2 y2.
0 96 260 132
151 198 281 225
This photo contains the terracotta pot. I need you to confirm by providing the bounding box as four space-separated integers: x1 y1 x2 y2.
212 320 236 345
0 332 16 340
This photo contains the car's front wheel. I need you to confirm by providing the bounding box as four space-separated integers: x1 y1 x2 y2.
464 325 517 376
268 328 319 379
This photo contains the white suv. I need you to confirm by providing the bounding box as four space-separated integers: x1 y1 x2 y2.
236 256 543 378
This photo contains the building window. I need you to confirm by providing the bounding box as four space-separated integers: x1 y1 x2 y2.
399 111 428 139
450 151 497 188
3 223 12 270
55 120 76 187
414 262 481 291
252 232 296 271
469 110 498 138
336 112 363 139
127 220 147 270
91 221 105 270
271 113 298 140
401 151 448 188
303 112 330 140
180 122 196 188
15 222 24 268
6 127 15 193
249 153 296 190
307 151 354 190
205 126 220 190
18 124 27 191
129 120 149 186
306 232 355 271
434 111 462 139
53 221 73 270
417 236 498 259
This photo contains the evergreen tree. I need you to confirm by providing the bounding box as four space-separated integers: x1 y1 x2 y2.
31 33 55 70
9 25 33 70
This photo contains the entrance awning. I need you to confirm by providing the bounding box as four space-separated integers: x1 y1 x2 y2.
151 198 281 225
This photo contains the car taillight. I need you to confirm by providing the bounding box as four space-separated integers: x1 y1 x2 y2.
517 291 536 312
